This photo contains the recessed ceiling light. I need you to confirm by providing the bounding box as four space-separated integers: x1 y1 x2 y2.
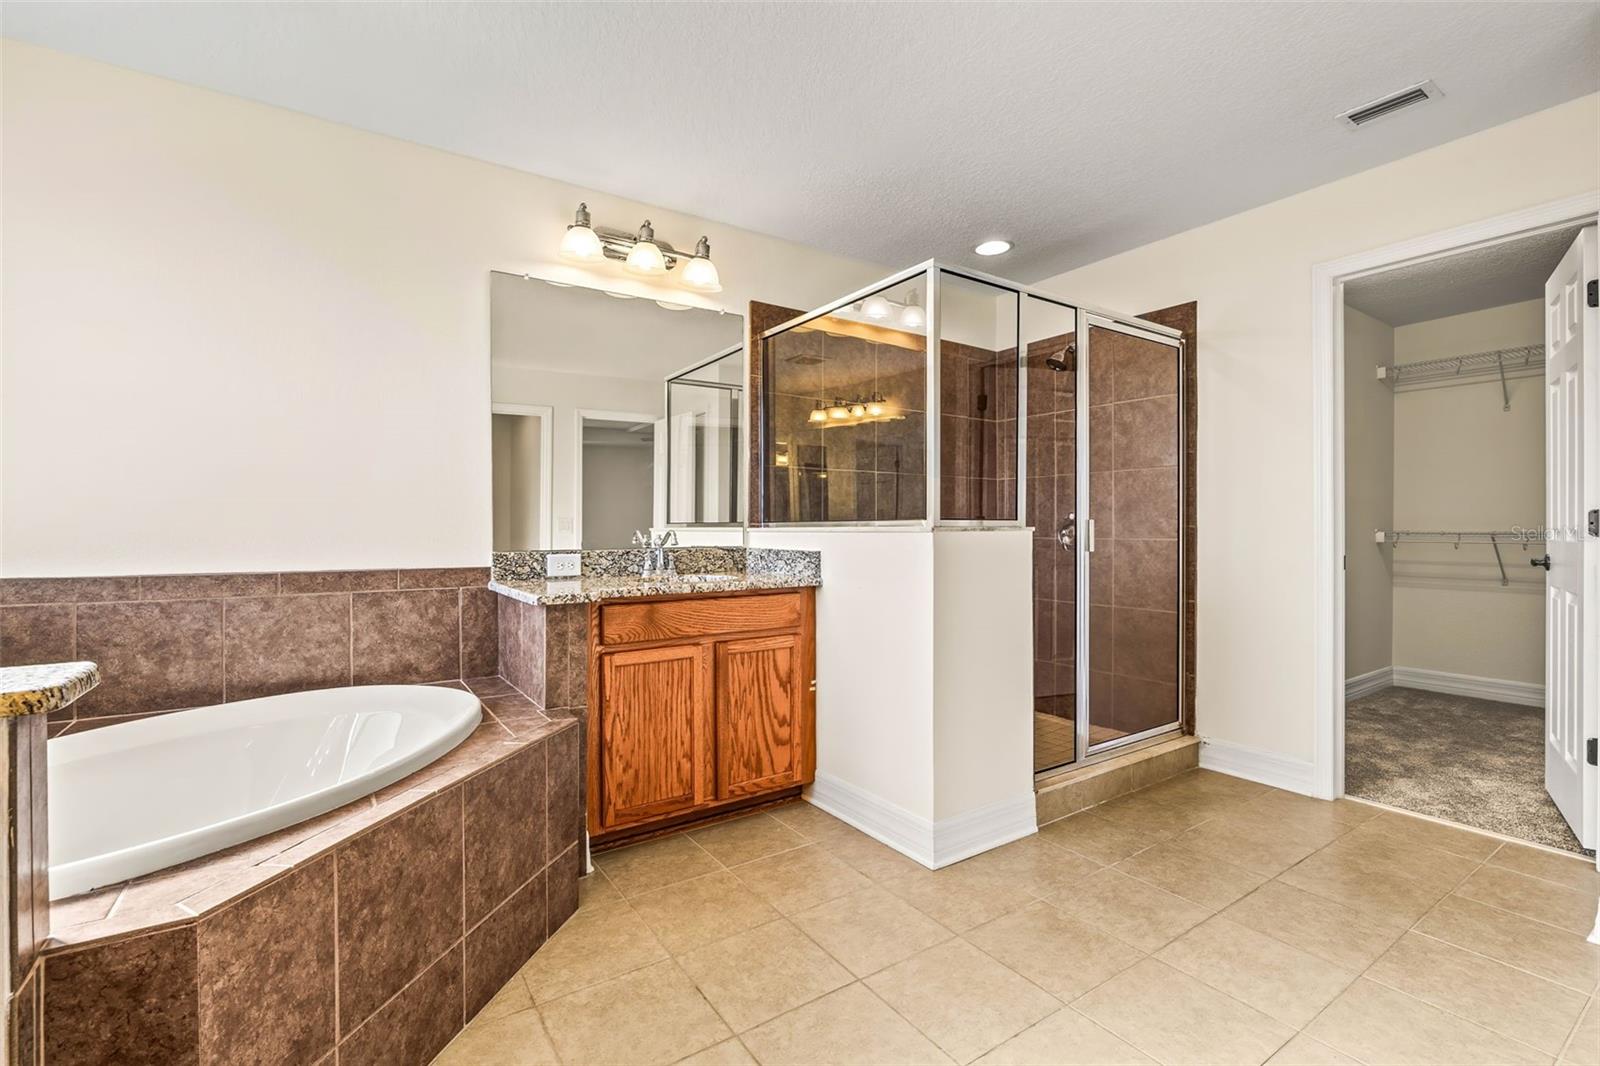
974 239 1012 257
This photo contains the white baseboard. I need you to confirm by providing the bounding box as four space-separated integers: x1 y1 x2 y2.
1344 666 1393 701
804 772 1036 869
1198 738 1318 796
1390 666 1544 707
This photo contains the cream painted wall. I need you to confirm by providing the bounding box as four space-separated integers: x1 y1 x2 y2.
1391 300 1546 684
490 412 544 551
0 41 886 576
1038 94 1599 767
931 529 1034 826
1343 308 1394 679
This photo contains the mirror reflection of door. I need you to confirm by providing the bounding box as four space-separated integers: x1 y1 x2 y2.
579 414 657 549
491 403 552 550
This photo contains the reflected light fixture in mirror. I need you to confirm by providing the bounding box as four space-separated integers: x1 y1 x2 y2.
624 220 669 276
860 294 893 320
899 293 925 329
559 202 604 262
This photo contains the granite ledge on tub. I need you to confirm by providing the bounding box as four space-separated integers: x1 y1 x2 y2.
0 661 99 717
489 546 821 605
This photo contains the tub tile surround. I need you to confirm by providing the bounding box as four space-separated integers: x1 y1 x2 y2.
3 662 97 1066
39 681 583 1066
0 568 498 731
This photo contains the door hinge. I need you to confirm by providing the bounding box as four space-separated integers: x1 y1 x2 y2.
1589 279 1598 308
1589 737 1598 767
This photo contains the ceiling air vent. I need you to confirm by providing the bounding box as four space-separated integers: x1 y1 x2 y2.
1339 80 1439 128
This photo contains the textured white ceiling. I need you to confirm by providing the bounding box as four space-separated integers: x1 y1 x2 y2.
5 2 1597 280
1345 225 1586 326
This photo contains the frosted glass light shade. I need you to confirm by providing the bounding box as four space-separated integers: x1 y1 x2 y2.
682 255 722 293
899 301 925 329
625 239 668 276
861 295 893 320
559 224 603 262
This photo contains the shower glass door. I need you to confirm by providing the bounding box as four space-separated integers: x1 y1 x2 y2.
1079 316 1184 757
1023 295 1081 772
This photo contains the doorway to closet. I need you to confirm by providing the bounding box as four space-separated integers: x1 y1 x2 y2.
1341 222 1596 855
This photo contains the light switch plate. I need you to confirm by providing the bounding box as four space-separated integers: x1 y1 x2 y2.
546 553 581 578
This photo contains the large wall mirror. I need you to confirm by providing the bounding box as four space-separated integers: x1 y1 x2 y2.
489 271 745 549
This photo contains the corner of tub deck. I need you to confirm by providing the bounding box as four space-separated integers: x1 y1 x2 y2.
0 661 99 717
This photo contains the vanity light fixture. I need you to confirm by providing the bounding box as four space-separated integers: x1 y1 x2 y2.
827 400 851 420
557 203 723 292
866 395 887 418
810 395 900 428
624 220 669 276
974 239 1012 256
559 202 605 262
808 403 829 425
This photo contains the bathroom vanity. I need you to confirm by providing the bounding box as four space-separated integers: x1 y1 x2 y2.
489 547 820 847
590 586 815 842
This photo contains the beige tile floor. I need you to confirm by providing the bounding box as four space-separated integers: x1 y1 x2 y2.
433 770 1600 1066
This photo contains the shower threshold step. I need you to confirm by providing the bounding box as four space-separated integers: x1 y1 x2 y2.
1035 735 1199 826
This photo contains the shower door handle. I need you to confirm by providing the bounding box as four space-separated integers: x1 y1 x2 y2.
1086 518 1096 553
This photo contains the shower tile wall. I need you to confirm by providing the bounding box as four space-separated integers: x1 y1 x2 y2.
763 327 928 523
1088 328 1181 738
1025 333 1077 721
939 339 1019 521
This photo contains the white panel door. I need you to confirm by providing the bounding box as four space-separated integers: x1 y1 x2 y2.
1542 225 1598 850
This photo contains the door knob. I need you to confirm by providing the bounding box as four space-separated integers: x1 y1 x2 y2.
1531 555 1551 570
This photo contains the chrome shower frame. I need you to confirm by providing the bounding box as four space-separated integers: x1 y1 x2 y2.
757 260 1187 768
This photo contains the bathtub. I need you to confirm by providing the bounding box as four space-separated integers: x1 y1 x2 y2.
48 684 482 900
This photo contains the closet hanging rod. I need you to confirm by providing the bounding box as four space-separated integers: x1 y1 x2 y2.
1373 528 1546 587
1376 343 1544 411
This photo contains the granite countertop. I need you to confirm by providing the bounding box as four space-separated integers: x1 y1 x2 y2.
490 570 820 606
0 661 100 718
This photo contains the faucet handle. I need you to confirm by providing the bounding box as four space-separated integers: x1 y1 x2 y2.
660 530 678 547
632 530 649 547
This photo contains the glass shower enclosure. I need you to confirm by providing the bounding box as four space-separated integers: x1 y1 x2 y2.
758 262 1185 773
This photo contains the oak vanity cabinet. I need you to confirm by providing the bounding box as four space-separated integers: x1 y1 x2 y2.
586 588 816 844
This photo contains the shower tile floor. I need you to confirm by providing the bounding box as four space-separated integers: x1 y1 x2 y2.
1347 686 1587 855
432 769 1599 1066
1033 711 1126 772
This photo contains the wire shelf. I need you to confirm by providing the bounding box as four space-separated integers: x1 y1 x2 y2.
1376 345 1544 411
1374 529 1546 586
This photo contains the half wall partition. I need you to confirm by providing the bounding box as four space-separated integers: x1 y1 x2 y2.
757 262 1185 772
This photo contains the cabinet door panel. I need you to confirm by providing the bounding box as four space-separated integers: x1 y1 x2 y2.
599 643 710 828
715 634 802 799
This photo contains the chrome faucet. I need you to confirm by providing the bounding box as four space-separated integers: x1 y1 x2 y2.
632 529 677 577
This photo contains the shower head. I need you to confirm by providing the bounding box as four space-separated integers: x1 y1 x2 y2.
1045 343 1076 373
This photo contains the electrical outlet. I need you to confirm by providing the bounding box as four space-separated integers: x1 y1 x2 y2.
546 553 581 578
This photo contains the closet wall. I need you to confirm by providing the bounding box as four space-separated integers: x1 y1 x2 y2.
1343 308 1395 681
1391 300 1545 686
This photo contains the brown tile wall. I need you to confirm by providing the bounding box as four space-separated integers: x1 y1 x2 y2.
38 712 583 1066
940 340 1020 522
1138 301 1199 735
1026 332 1078 720
748 299 806 527
0 569 498 729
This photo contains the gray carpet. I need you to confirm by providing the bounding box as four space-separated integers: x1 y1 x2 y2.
1346 686 1588 855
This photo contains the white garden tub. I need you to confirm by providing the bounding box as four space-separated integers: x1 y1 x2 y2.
48 685 481 900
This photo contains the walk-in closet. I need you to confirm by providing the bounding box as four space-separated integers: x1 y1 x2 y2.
1342 222 1595 855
